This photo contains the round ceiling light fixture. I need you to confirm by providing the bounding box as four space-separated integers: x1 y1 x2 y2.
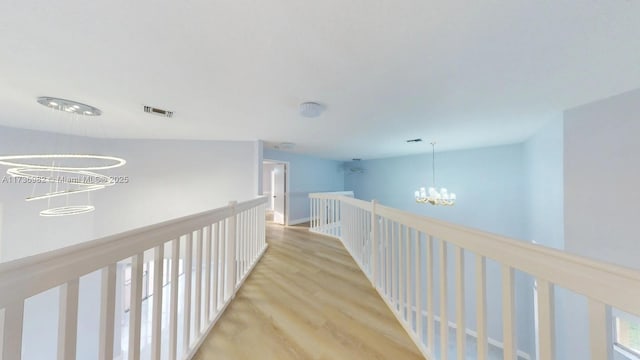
299 102 325 118
37 97 102 116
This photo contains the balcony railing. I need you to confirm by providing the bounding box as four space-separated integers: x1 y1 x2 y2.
0 196 268 360
309 193 640 360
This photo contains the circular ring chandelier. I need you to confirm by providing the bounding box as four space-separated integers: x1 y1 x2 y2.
0 97 126 216
0 154 126 170
40 205 96 217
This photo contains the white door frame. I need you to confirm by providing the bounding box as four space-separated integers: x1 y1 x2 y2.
263 159 290 226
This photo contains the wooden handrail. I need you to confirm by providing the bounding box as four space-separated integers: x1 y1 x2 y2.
0 196 267 307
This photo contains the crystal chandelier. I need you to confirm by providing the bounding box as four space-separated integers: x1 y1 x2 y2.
0 97 126 216
414 142 456 206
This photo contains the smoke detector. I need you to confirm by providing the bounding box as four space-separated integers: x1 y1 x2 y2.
299 102 325 118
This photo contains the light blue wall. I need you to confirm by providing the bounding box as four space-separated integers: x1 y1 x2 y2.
263 148 345 223
524 117 565 249
562 88 640 360
344 143 535 356
523 117 567 360
345 143 528 239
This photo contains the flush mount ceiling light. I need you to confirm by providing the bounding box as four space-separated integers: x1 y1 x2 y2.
414 142 456 206
299 102 325 118
0 97 127 216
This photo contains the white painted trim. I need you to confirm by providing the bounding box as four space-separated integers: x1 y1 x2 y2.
184 244 268 360
615 343 640 360
0 196 269 307
427 309 532 360
288 217 310 226
309 192 640 360
337 230 532 360
263 159 290 226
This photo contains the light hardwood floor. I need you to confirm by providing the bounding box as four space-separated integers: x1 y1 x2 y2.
193 222 424 360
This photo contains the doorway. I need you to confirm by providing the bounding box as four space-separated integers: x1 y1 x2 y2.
263 160 289 225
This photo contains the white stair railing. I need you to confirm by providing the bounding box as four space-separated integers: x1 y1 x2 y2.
309 191 354 238
309 193 640 360
0 196 268 360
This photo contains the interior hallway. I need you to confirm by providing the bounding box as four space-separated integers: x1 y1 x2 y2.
192 222 424 360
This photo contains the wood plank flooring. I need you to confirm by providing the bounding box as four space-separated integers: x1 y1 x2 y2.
192 222 424 360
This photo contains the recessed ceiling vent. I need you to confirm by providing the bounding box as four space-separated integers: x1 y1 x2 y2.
144 105 174 118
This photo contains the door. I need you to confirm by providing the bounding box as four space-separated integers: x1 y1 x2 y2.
271 163 286 225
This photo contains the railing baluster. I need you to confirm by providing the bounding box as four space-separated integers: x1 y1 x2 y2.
243 211 247 274
250 208 255 265
391 222 397 307
242 211 246 275
371 200 379 288
439 239 448 360
151 244 164 360
536 279 555 360
502 265 516 360
183 232 193 352
312 197 315 229
455 246 466 360
194 229 203 336
588 299 612 360
476 255 488 360
57 279 79 360
426 235 434 352
360 209 365 265
2 301 24 360
212 223 220 313
219 220 226 307
204 225 212 323
405 226 411 321
237 212 242 278
129 253 144 360
416 231 423 344
331 199 336 236
99 264 116 360
169 238 180 360
386 219 391 299
321 197 323 229
226 202 237 298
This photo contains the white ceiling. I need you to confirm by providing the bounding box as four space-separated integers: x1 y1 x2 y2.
0 1 639 160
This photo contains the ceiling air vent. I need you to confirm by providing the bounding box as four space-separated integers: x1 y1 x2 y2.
144 105 174 118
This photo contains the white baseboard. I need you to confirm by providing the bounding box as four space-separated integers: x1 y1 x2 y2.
288 217 310 225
